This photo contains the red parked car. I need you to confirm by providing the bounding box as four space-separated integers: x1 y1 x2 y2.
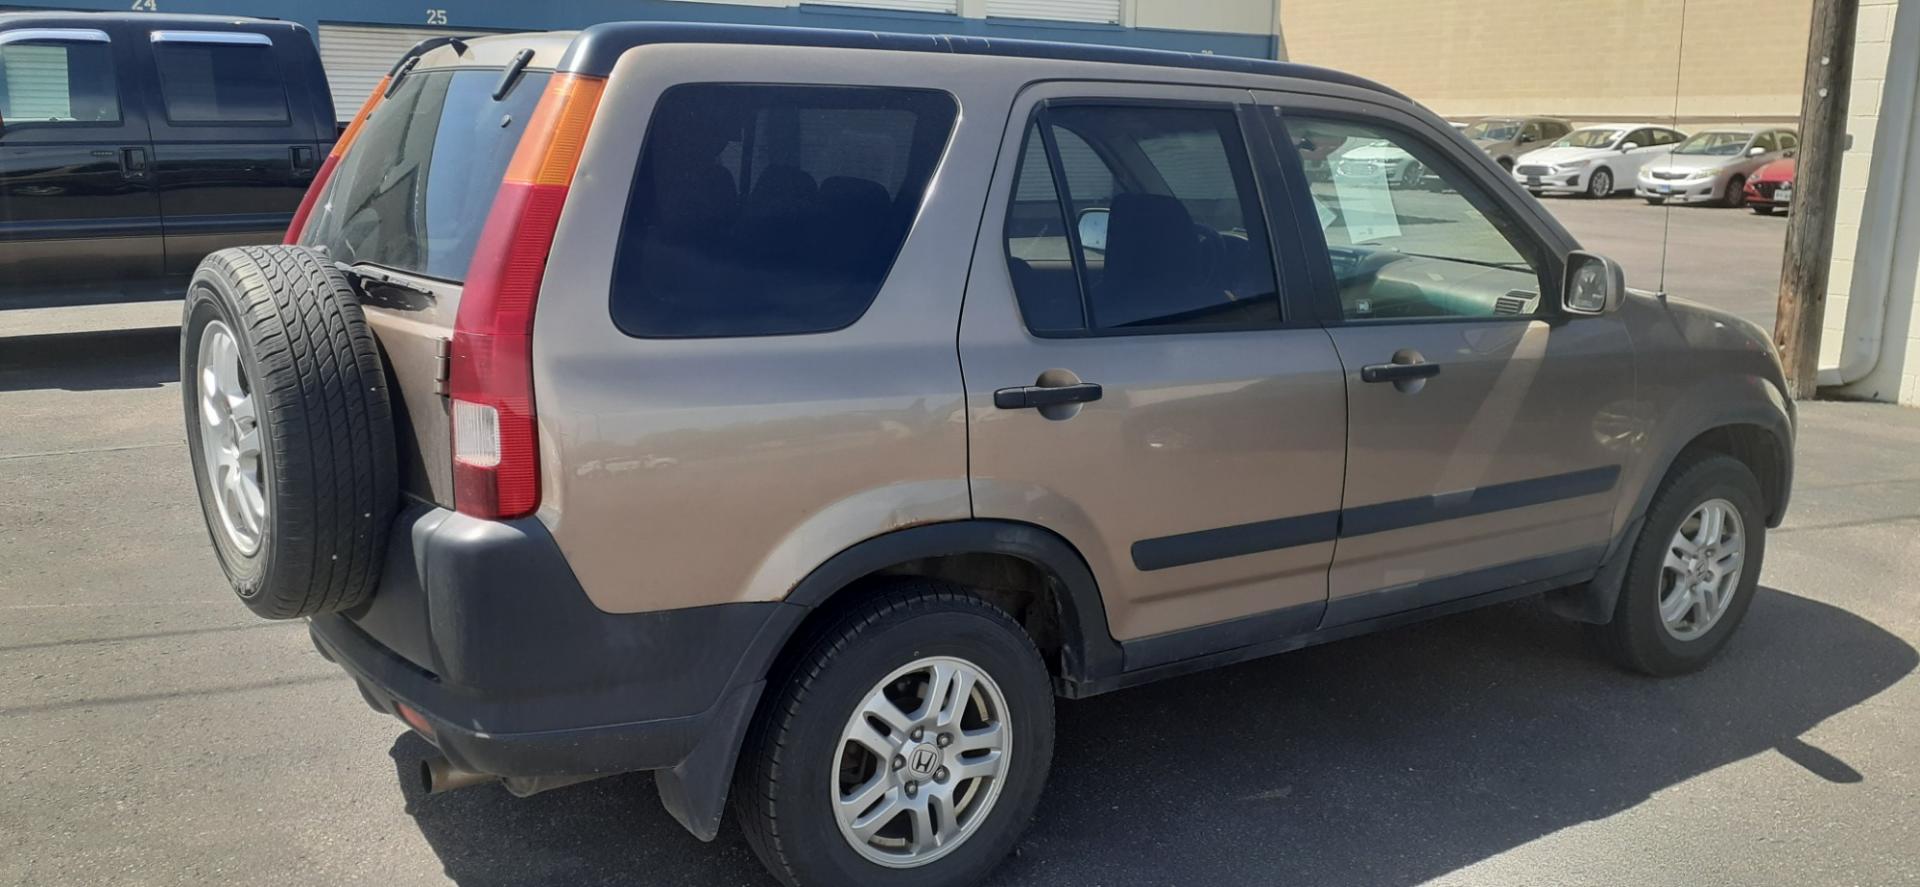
1745 158 1796 215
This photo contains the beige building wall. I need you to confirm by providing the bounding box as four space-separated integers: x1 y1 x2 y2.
1278 0 1814 126
1132 0 1277 35
1822 0 1920 405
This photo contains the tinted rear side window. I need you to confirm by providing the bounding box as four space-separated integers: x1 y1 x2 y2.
612 84 958 338
303 69 549 281
151 42 289 124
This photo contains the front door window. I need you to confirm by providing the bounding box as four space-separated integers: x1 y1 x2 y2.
1288 115 1550 321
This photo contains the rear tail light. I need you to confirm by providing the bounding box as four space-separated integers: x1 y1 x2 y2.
284 76 389 244
450 73 605 520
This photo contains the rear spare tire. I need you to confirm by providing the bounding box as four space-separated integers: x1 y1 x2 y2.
181 246 398 619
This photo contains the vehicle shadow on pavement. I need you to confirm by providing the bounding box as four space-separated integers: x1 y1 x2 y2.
390 586 1914 887
0 327 181 393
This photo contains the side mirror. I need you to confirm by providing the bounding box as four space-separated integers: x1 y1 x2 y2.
1749 146 1767 156
1784 148 1798 159
1619 141 1640 152
1077 208 1109 253
1563 251 1625 316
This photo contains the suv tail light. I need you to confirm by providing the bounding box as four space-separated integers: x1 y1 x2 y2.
449 73 605 519
284 76 388 244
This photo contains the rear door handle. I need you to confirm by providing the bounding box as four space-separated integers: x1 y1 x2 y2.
119 147 149 180
1360 362 1441 384
290 145 316 178
994 382 1103 410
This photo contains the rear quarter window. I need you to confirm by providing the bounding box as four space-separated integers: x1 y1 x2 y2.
611 83 959 338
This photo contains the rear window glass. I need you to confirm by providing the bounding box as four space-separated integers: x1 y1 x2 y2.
304 68 548 281
612 83 958 338
151 42 289 124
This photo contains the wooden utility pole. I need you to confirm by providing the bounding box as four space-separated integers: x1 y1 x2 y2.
1774 0 1859 399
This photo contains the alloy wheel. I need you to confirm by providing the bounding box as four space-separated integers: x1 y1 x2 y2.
1658 498 1746 641
831 656 1011 869
196 320 266 555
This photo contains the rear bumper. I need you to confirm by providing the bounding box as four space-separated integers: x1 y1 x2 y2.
309 506 802 826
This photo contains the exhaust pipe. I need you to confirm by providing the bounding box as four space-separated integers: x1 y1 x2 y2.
420 757 497 795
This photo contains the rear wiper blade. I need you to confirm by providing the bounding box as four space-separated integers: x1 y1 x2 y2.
342 262 435 299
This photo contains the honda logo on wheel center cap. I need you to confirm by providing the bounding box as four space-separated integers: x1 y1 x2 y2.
908 745 939 776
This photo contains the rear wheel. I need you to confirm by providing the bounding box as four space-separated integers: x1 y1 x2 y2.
734 582 1054 887
181 246 399 619
1597 454 1766 676
1644 196 1664 206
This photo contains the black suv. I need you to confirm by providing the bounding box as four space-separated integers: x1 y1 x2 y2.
0 13 333 309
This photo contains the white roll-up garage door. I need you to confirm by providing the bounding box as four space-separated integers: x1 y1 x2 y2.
807 0 960 14
0 44 78 121
317 24 505 120
986 0 1122 24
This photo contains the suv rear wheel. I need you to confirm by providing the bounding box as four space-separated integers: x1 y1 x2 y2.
1598 453 1765 675
734 582 1054 887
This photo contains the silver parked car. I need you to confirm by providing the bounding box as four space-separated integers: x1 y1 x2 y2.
1462 115 1574 171
180 23 1794 887
1636 128 1799 207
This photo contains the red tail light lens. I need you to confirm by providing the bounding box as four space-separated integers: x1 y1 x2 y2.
285 76 388 244
450 74 605 519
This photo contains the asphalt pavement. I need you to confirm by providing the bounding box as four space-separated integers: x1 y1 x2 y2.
3 198 1915 887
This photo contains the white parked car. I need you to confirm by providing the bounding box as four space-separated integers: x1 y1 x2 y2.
1513 124 1688 198
1333 138 1429 187
1636 128 1800 207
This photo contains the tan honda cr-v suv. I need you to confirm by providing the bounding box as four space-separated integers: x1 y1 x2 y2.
181 22 1794 887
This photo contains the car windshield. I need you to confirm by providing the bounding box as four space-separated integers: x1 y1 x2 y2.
1464 119 1520 141
1556 129 1622 149
1674 131 1753 156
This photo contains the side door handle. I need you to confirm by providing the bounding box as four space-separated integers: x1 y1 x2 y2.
994 382 1103 410
1360 362 1441 384
290 145 316 178
119 146 149 181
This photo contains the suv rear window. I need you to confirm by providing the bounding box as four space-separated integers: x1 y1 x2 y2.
612 84 958 338
303 68 550 281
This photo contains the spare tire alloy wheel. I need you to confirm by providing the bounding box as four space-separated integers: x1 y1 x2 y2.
195 320 266 556
833 656 1011 868
182 245 399 620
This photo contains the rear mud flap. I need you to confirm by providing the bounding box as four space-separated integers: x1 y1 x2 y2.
655 680 765 841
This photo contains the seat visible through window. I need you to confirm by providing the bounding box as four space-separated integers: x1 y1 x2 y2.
613 84 958 338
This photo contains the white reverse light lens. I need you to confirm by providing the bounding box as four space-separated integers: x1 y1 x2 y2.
452 399 502 468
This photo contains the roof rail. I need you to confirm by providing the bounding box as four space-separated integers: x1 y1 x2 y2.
555 21 1406 101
